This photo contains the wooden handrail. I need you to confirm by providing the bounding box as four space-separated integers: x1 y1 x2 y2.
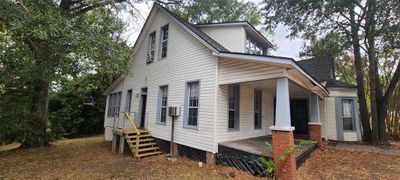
124 112 140 135
123 112 140 158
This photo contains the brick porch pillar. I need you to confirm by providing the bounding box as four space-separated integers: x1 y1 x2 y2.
309 94 322 145
271 130 296 180
270 78 297 180
309 123 322 145
206 152 216 165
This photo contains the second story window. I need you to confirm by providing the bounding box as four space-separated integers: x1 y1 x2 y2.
160 25 169 59
246 35 266 55
147 31 156 64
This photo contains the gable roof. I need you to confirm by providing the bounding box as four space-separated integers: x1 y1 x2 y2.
196 21 274 49
297 57 357 88
156 4 228 52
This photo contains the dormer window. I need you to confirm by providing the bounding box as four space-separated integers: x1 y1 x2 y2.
160 24 169 59
147 31 156 64
246 35 266 55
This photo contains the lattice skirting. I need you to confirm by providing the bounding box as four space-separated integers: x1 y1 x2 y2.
216 145 272 177
152 138 207 162
154 138 171 154
178 144 207 163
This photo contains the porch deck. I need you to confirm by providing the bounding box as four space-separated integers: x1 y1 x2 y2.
219 135 313 158
216 136 318 176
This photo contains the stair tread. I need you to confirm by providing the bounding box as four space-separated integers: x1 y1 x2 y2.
127 138 155 143
125 129 149 134
128 142 157 147
136 151 162 157
137 147 159 152
126 134 151 138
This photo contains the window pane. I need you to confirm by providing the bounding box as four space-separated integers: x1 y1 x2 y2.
159 86 168 123
188 108 198 126
228 111 235 128
161 107 167 123
228 85 239 129
187 82 199 127
254 90 262 128
342 99 354 130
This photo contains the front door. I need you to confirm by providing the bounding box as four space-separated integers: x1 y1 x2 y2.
139 88 148 128
290 99 308 135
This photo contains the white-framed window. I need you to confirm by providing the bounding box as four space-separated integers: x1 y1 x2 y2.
107 91 122 117
185 81 199 128
228 85 240 130
342 99 354 131
245 35 266 55
158 86 168 124
147 31 156 64
254 90 262 129
160 24 169 59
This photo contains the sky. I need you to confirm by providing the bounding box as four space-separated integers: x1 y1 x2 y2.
120 1 305 60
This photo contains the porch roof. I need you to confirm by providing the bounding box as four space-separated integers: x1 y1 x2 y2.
213 52 330 96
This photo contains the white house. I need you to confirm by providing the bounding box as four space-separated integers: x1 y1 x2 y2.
102 3 361 171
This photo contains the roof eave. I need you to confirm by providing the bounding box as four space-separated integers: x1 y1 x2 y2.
212 52 330 96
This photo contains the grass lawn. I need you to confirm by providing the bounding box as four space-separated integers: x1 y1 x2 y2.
1 135 399 179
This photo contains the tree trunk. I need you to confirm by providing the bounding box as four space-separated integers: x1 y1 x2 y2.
349 4 372 141
365 0 389 145
21 71 50 148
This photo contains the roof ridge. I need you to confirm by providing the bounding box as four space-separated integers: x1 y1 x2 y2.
155 3 229 52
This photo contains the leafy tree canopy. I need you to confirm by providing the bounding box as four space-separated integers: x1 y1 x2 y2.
0 0 131 145
166 0 261 26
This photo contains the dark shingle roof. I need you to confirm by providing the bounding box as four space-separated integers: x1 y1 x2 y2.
326 79 357 88
156 4 228 52
297 57 333 82
297 57 357 88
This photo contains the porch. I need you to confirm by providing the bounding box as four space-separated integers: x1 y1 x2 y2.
217 136 318 176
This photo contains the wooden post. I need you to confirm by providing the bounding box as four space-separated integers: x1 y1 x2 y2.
119 135 125 155
112 133 117 154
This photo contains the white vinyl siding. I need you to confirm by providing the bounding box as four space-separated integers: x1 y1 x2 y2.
118 9 217 152
198 26 245 52
218 58 284 85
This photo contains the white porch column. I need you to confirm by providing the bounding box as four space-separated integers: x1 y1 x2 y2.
310 94 321 123
270 77 296 179
271 77 293 130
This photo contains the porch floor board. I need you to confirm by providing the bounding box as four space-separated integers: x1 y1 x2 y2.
218 135 314 158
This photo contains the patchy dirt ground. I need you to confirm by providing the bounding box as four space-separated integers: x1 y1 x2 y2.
298 146 400 179
1 136 400 179
0 136 261 180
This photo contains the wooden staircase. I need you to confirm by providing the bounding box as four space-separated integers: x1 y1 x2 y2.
123 112 162 159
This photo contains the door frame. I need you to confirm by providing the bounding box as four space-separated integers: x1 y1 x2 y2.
273 97 310 135
138 87 148 128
